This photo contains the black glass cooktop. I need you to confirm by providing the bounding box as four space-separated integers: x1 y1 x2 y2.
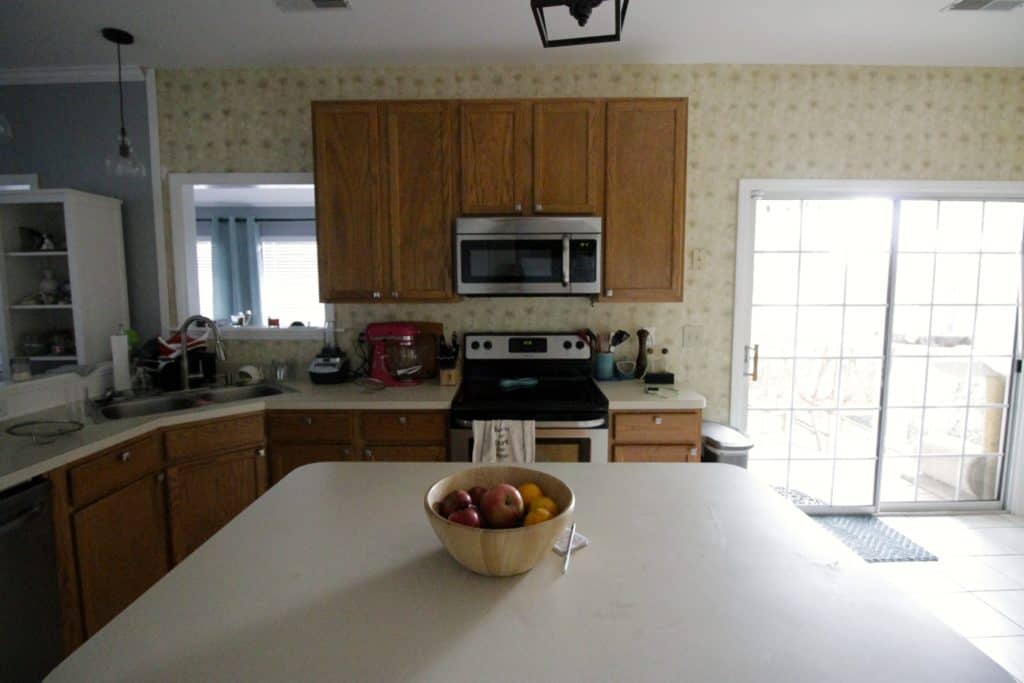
451 377 608 422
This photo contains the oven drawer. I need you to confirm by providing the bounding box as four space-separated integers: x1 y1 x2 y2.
361 412 447 444
613 412 701 444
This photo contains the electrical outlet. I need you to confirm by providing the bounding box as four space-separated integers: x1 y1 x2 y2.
683 325 704 348
691 248 708 271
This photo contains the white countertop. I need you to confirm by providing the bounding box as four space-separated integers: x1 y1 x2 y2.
46 463 1009 682
0 380 705 490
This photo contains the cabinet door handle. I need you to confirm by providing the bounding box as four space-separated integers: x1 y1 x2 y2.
535 203 543 212
653 416 663 425
256 448 266 458
342 447 351 457
363 448 373 460
119 451 131 463
305 417 313 426
156 472 165 483
605 289 613 297
398 416 407 425
689 446 698 458
391 291 399 299
514 203 523 213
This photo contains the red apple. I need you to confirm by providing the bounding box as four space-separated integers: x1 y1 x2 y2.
440 489 472 518
468 486 487 507
448 506 481 527
480 484 524 529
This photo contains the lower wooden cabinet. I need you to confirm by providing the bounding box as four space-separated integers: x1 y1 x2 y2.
362 445 446 462
610 410 702 463
166 446 267 563
72 472 170 636
270 443 354 483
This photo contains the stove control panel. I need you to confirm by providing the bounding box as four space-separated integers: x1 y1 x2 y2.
464 333 591 360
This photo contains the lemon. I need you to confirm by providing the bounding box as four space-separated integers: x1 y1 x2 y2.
518 482 543 507
524 508 553 526
528 496 558 516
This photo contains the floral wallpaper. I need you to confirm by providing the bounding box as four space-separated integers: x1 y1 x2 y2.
156 64 1024 421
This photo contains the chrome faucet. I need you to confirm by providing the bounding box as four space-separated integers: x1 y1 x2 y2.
177 315 226 391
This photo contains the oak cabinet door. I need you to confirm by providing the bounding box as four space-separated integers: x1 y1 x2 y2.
603 99 688 301
363 446 447 462
270 443 353 484
383 101 456 301
532 100 604 215
73 474 170 636
166 447 265 564
459 101 531 215
312 101 387 302
612 444 699 463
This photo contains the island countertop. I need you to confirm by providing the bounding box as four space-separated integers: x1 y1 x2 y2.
46 463 1009 682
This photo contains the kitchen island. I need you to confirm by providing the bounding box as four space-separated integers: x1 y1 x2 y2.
46 463 1010 682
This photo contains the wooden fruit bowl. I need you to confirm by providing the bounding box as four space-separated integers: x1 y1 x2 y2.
424 466 575 577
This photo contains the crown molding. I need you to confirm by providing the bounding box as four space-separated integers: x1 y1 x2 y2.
0 65 145 86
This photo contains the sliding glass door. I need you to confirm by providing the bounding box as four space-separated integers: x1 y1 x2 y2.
732 182 1023 513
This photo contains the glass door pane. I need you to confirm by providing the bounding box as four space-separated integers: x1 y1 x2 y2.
880 200 1022 505
746 198 893 509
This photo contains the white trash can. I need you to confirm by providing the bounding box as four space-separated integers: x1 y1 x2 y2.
701 421 754 469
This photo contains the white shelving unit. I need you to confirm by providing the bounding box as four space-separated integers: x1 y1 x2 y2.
0 189 129 377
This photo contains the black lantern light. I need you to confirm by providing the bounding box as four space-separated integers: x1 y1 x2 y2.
531 0 630 48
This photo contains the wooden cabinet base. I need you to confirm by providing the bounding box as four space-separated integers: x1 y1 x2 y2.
271 443 354 484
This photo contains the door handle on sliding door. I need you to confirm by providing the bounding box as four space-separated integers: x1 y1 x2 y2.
744 344 760 382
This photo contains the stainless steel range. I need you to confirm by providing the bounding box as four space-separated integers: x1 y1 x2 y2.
449 332 609 463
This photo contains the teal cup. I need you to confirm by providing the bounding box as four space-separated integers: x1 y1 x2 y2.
595 352 615 380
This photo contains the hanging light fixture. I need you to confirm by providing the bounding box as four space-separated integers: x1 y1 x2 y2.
102 27 146 178
531 0 630 48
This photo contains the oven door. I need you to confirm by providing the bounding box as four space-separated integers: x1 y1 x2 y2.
450 421 609 463
456 234 569 295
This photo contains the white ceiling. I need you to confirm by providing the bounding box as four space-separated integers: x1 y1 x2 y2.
0 0 1022 70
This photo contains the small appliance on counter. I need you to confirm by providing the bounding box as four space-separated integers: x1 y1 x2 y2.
438 333 461 387
308 322 350 384
365 322 434 387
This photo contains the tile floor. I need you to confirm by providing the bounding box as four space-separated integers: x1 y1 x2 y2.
869 514 1024 681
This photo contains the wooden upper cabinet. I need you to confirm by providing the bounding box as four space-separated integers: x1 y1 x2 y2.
312 101 386 302
459 101 531 215
73 473 170 636
382 101 456 301
532 100 604 215
603 99 688 301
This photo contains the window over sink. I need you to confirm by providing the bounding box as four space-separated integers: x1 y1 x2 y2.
169 174 327 337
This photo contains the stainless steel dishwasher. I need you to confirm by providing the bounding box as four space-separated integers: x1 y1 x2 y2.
0 478 62 682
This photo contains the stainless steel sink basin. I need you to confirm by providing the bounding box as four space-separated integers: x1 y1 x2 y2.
199 384 286 403
100 396 198 420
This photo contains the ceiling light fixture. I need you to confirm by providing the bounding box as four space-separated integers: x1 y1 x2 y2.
102 27 146 178
531 0 630 48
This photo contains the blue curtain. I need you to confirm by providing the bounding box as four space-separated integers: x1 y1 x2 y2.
211 216 262 323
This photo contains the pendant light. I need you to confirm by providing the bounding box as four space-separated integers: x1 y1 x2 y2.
102 27 146 178
531 0 630 48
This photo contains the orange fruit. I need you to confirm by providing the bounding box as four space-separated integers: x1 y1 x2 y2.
524 508 553 526
518 482 543 507
528 496 558 516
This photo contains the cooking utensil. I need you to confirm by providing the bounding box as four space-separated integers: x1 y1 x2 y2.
609 330 630 352
562 522 578 574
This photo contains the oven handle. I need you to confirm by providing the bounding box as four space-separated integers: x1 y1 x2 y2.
562 234 570 287
454 418 606 429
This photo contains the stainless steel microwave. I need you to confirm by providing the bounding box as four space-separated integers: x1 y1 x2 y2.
455 217 602 296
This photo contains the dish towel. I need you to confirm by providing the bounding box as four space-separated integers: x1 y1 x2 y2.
471 420 536 463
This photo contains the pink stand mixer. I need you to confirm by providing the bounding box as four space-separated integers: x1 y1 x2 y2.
365 322 425 387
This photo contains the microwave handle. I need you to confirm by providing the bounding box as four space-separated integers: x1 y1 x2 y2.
562 235 570 287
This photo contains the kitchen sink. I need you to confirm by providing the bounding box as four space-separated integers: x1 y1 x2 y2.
100 396 199 420
199 384 286 402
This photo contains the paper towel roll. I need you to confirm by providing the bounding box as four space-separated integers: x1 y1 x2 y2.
111 333 131 393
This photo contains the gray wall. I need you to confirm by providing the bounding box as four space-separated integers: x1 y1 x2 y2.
0 81 161 337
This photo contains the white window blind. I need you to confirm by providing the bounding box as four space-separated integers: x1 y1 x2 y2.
259 238 324 327
196 237 214 319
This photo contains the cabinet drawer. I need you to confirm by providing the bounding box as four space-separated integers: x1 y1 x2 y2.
69 434 162 508
613 444 699 463
164 413 265 461
613 412 700 444
363 445 447 462
268 412 353 443
360 412 447 444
